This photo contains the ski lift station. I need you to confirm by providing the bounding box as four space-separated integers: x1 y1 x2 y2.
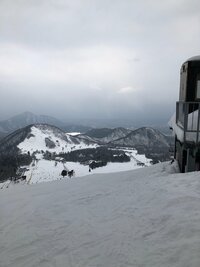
170 56 200 172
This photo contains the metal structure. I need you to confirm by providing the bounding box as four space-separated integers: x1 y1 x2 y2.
176 102 200 144
174 56 200 172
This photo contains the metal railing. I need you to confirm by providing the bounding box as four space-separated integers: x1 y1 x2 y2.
176 101 200 144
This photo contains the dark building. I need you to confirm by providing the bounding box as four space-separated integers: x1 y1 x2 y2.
172 56 200 172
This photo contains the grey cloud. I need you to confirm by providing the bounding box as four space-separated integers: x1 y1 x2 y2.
0 0 199 126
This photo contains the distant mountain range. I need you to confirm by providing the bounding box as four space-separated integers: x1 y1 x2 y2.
0 122 174 181
0 112 91 137
0 124 97 156
0 111 174 177
78 127 132 144
110 127 174 161
2 123 173 160
0 111 172 138
0 122 173 157
80 126 173 162
0 112 63 133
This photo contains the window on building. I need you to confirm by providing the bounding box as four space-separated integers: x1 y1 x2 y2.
196 74 200 99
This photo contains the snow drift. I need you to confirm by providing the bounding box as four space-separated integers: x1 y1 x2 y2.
1 161 200 267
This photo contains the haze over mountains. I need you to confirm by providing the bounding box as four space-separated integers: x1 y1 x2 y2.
0 111 171 138
78 127 132 144
0 112 91 137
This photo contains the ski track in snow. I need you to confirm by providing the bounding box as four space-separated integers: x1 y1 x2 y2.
1 161 200 267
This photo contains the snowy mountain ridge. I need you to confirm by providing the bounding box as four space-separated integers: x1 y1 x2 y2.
17 124 98 155
16 125 152 184
0 123 174 183
0 123 97 156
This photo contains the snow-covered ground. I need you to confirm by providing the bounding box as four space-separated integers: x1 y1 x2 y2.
66 132 81 136
1 161 200 267
12 148 151 185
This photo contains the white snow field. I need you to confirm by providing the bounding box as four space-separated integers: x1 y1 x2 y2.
1 161 200 267
22 157 151 185
19 148 151 185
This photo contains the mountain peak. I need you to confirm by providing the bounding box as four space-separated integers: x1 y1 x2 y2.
0 112 64 134
0 123 97 156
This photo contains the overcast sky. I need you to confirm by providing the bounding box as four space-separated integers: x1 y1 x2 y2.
0 0 200 126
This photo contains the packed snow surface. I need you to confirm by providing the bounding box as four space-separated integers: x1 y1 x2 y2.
1 161 200 267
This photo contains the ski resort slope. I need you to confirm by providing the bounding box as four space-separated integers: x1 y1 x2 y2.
1 162 200 267
17 125 98 154
20 148 151 185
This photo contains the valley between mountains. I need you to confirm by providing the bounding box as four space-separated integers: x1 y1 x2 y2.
0 121 173 186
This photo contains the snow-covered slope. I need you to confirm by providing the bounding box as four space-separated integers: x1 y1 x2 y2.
1 161 200 267
17 124 97 154
0 123 96 155
0 124 153 183
15 148 151 185
0 123 97 156
16 125 151 178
